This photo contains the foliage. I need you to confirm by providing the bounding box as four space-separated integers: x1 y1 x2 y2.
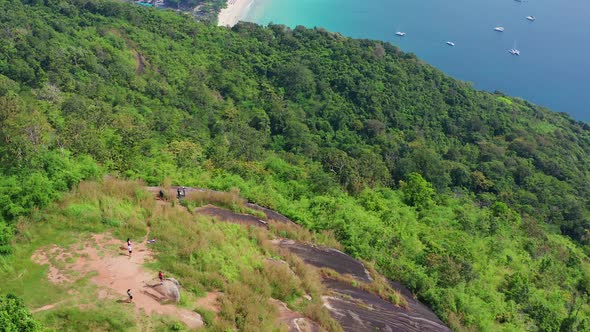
400 172 435 209
0 294 43 332
0 0 589 330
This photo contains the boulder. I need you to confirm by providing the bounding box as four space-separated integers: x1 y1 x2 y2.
152 278 181 303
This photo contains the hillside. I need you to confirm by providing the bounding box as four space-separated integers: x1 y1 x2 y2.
1 180 451 330
1 0 590 330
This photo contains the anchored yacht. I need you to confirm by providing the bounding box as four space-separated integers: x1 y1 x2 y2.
509 41 520 55
508 49 520 55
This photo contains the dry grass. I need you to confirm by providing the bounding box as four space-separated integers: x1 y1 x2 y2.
268 221 343 250
283 252 343 331
217 279 281 332
148 200 286 330
73 177 146 203
247 227 342 331
303 301 343 332
320 267 408 308
183 188 267 219
185 188 245 209
281 251 325 299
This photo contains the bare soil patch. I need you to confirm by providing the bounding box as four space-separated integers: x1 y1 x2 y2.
31 301 66 313
31 233 203 329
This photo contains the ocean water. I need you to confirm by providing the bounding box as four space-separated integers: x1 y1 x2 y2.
244 0 590 121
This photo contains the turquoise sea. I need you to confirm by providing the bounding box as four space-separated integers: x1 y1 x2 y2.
244 0 590 121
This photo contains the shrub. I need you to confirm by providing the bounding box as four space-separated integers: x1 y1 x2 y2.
0 294 43 331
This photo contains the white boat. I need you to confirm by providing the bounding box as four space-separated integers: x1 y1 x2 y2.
446 41 455 46
526 16 536 21
508 49 520 55
494 27 505 32
508 41 520 55
395 31 406 37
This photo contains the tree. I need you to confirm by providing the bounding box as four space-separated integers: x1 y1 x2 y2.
0 294 43 331
0 221 13 255
502 272 530 303
275 63 316 100
167 140 203 168
400 172 434 209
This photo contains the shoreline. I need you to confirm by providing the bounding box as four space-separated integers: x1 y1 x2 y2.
217 0 254 27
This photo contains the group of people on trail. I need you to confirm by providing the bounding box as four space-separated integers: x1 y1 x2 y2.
126 185 180 303
124 238 167 303
126 271 165 303
157 186 187 200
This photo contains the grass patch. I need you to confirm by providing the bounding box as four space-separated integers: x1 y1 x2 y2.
147 206 287 330
182 188 267 219
194 308 215 326
320 266 408 308
268 221 342 250
149 315 189 332
531 121 558 135
38 305 135 332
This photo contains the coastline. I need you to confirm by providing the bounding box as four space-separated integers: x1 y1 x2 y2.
217 0 254 27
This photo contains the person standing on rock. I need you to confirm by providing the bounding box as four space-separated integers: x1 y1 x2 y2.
159 271 164 284
127 238 132 257
127 289 133 303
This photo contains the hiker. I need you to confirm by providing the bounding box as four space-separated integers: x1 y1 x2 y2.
127 238 132 257
177 187 181 199
182 187 186 197
158 271 164 284
127 289 133 303
158 189 164 200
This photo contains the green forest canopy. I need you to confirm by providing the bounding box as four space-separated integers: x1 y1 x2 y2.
1 0 590 330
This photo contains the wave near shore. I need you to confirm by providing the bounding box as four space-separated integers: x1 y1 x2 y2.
218 0 254 27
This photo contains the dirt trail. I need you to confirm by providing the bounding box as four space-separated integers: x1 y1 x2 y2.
32 233 203 329
31 301 66 313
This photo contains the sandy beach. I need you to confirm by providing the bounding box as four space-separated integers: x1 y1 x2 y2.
218 0 253 27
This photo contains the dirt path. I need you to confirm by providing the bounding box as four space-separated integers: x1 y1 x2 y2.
32 233 203 329
32 300 67 313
